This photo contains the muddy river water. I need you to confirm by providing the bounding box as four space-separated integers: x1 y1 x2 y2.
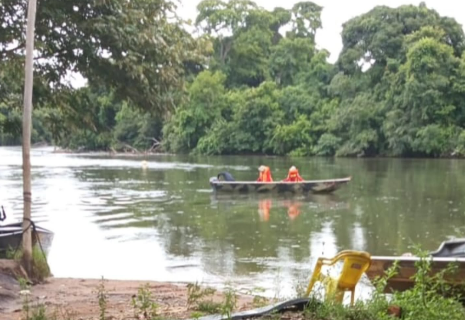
1 146 465 298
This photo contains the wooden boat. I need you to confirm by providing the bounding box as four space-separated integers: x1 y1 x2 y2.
366 239 465 293
0 222 54 255
429 238 465 258
209 177 351 194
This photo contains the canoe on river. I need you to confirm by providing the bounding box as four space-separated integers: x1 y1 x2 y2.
209 176 351 194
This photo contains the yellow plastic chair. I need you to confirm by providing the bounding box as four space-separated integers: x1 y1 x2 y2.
305 250 372 305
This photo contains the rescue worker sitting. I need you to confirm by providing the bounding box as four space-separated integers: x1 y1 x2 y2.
257 165 273 182
283 166 304 182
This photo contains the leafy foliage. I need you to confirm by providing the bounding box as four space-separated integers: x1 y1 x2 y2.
164 1 465 157
0 0 203 149
3 1 465 157
1 0 202 112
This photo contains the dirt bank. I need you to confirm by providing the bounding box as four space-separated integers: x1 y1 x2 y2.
0 277 257 320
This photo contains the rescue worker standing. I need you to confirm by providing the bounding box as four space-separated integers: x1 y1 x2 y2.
257 165 273 182
283 166 304 182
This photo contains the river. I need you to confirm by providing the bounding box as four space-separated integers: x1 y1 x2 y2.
1 146 465 298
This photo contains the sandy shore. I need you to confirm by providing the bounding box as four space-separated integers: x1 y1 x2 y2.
0 277 258 320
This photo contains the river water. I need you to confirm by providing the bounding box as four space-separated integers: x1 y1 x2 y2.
1 146 465 297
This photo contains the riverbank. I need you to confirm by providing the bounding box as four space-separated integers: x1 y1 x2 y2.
0 277 257 320
1 258 465 320
20 144 465 159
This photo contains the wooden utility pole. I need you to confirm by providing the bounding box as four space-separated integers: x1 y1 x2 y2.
22 0 38 275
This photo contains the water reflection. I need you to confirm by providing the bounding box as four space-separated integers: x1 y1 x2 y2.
258 198 272 221
211 193 349 222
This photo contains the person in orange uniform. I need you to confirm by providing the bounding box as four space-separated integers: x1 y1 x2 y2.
257 165 273 182
283 166 304 182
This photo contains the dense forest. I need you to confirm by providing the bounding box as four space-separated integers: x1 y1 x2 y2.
2 0 465 157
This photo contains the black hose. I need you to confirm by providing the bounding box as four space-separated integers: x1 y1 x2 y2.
190 298 314 320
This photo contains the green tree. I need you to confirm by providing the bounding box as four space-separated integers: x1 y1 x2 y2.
270 38 315 86
163 71 228 152
338 4 465 77
271 115 314 155
195 0 258 68
230 81 283 153
0 0 202 144
289 2 322 40
4 0 465 158
383 36 465 156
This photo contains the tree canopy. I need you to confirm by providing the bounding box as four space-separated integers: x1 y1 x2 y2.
2 1 465 158
0 0 202 146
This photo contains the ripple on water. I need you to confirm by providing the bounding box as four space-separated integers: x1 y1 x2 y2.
197 189 213 193
92 212 135 223
98 217 141 228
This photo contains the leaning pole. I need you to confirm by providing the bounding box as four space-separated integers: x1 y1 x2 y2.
22 0 38 275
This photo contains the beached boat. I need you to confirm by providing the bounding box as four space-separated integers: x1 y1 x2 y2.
0 222 54 255
366 239 465 293
209 176 351 194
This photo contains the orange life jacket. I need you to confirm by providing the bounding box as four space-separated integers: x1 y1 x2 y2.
257 167 273 182
283 168 303 182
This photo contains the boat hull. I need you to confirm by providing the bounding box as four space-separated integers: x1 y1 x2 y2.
0 223 54 255
366 256 465 293
210 177 351 194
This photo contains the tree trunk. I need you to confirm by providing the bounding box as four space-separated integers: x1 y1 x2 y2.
22 0 38 275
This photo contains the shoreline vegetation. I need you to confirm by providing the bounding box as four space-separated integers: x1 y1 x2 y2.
7 142 463 160
3 1 465 159
45 144 465 160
